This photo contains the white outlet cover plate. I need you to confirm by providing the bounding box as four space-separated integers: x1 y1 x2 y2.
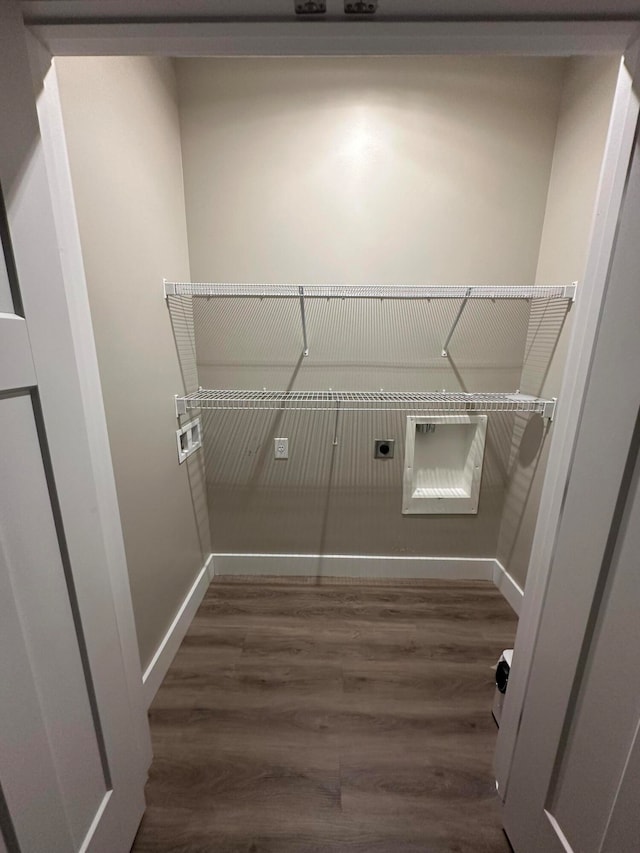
274 437 289 459
176 417 202 464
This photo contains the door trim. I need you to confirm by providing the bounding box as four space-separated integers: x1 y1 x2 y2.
2 1 152 844
494 43 640 800
30 33 152 771
28 19 640 58
20 9 640 836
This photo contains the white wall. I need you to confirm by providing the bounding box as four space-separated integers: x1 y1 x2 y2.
175 56 567 560
56 57 211 668
178 57 564 286
497 56 620 589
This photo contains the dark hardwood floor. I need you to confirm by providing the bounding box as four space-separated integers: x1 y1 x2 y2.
132 577 517 853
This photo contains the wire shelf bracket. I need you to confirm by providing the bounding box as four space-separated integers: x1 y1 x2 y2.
175 394 187 417
175 389 557 421
441 287 471 358
440 281 577 358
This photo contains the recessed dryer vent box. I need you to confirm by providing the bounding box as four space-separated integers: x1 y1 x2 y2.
402 415 487 514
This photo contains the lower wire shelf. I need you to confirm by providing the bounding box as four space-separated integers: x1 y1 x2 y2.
175 389 557 420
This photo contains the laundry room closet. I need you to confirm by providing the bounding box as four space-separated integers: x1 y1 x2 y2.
29 42 627 851
50 52 618 670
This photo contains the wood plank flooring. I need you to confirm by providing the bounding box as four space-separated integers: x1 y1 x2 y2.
132 577 517 853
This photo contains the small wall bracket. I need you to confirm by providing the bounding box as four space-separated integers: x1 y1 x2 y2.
175 394 187 417
164 279 177 299
542 397 557 421
565 282 578 302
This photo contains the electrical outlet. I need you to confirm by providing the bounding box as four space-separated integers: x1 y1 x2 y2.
176 417 202 464
274 438 289 459
374 439 395 459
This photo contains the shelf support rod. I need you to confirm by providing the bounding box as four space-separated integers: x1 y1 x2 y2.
299 286 309 356
441 288 471 358
332 397 341 446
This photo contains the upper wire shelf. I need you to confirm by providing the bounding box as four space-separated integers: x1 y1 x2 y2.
164 281 577 301
165 280 577 358
175 389 557 420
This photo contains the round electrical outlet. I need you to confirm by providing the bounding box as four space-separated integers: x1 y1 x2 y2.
374 439 395 459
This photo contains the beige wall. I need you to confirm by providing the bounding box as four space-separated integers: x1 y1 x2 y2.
176 57 567 559
497 56 620 589
56 57 210 669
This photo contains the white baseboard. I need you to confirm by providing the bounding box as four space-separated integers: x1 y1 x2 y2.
142 553 214 708
493 560 524 615
213 553 524 612
212 552 496 581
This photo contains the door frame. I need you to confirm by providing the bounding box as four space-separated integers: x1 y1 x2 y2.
27 32 154 774
1 3 153 850
495 40 640 799
501 65 640 848
16 5 640 818
2 0 152 779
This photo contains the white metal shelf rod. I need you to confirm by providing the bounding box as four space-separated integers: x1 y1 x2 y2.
441 287 471 358
299 286 309 357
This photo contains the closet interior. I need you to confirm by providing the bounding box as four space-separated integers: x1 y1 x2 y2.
53 53 618 674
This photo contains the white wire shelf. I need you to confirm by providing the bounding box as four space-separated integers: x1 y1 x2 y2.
164 280 576 358
164 281 577 300
175 390 557 420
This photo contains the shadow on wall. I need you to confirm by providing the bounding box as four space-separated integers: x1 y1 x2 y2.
520 297 572 396
201 410 512 559
167 294 198 394
499 413 550 570
499 297 572 574
165 293 567 565
192 295 529 391
166 293 211 556
184 449 210 559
